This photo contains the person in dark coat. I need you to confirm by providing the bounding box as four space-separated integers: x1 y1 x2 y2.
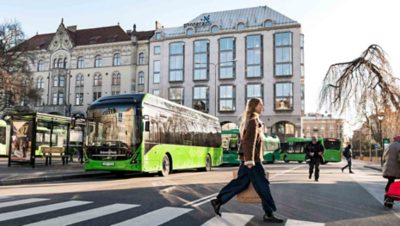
341 144 354 173
305 136 324 181
210 98 283 223
382 135 400 197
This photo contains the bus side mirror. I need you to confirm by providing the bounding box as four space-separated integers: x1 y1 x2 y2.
145 121 150 132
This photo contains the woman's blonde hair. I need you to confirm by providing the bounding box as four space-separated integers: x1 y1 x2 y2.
239 98 262 137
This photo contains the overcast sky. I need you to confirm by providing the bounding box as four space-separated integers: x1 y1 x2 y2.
2 0 399 118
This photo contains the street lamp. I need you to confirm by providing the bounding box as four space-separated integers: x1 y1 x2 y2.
377 112 385 164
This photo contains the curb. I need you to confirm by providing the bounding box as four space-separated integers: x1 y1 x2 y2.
0 172 110 186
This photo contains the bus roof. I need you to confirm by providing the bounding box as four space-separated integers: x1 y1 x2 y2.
4 112 71 124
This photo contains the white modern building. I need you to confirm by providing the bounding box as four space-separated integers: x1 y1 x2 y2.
149 6 304 140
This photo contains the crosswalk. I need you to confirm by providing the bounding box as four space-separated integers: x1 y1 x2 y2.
0 195 324 226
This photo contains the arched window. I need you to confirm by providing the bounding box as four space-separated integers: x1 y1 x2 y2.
211 25 219 33
75 74 84 87
138 52 145 65
57 58 63 68
36 77 44 89
138 71 144 85
94 73 102 86
37 60 44 71
113 53 121 66
112 72 121 85
63 58 67 68
77 56 84 69
237 22 245 31
94 55 102 67
53 59 57 68
263 20 273 27
186 27 194 36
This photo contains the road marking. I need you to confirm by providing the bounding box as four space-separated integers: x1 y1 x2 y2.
0 200 92 222
285 219 325 225
160 186 176 193
112 207 192 226
0 196 10 200
201 212 254 226
0 198 49 208
269 164 305 179
184 193 217 207
25 203 139 226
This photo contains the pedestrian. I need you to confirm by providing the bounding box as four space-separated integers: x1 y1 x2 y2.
382 135 400 199
210 98 283 223
341 144 354 173
305 136 324 181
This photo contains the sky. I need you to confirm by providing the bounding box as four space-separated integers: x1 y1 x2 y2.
1 0 399 132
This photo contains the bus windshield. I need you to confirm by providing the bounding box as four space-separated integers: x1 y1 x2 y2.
324 139 341 149
87 105 139 148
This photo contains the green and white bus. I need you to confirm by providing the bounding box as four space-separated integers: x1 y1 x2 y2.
322 138 342 163
84 93 223 176
221 129 240 165
0 120 6 156
263 135 281 163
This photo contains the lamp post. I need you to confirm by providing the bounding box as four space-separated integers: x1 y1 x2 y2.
377 112 385 163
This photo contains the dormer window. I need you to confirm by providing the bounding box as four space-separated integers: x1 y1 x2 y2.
211 25 219 33
263 20 273 27
155 32 161 40
186 27 194 36
237 22 245 31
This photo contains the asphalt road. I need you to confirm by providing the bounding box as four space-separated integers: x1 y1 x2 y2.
0 160 399 225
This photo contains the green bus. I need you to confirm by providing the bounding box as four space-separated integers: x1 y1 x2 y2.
0 120 6 156
322 138 342 162
221 129 240 165
84 93 223 176
263 135 281 163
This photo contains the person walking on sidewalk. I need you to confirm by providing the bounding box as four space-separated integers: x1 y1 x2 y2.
382 135 400 196
305 136 324 181
210 98 283 223
341 144 354 173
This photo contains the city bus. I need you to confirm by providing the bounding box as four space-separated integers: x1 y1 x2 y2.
221 129 240 165
322 138 342 162
263 135 281 163
84 93 223 176
0 120 6 156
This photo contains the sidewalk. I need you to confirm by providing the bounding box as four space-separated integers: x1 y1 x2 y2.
0 157 108 186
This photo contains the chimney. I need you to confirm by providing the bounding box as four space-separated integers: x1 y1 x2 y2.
67 25 77 32
155 21 162 29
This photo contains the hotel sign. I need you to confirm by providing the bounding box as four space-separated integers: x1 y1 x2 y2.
184 15 211 28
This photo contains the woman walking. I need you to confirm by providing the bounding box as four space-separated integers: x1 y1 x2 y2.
210 98 283 223
341 144 354 173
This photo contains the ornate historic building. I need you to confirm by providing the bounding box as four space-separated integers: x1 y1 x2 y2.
302 113 343 139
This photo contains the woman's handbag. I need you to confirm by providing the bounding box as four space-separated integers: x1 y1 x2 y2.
232 170 269 203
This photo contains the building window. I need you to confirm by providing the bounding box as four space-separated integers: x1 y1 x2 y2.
57 58 63 68
75 74 84 87
111 91 120 95
63 58 67 68
138 71 145 85
154 46 161 55
301 34 305 77
138 52 145 65
53 59 57 68
94 55 102 67
94 73 102 86
193 86 208 112
153 89 160 96
219 85 235 112
113 53 121 66
211 25 219 33
37 60 44 72
75 93 83 105
246 35 263 78
52 92 64 105
112 72 121 85
246 84 263 102
186 27 194 36
237 22 245 30
93 92 102 101
274 32 293 76
36 77 44 89
155 32 161 40
264 20 273 27
219 37 236 79
52 75 64 87
168 87 184 105
59 75 65 87
53 76 59 87
193 40 209 81
169 42 184 82
153 60 160 84
77 56 84 69
275 82 293 110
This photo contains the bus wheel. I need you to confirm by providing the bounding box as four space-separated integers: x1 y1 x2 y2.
284 156 290 163
159 155 171 177
200 154 212 172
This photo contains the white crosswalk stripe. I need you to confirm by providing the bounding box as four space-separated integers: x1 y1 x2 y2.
112 206 192 226
201 212 254 226
0 200 92 222
0 198 49 208
0 196 10 200
25 203 140 226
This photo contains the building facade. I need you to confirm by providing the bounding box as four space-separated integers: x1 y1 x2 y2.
302 113 343 139
149 6 304 140
22 20 153 118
